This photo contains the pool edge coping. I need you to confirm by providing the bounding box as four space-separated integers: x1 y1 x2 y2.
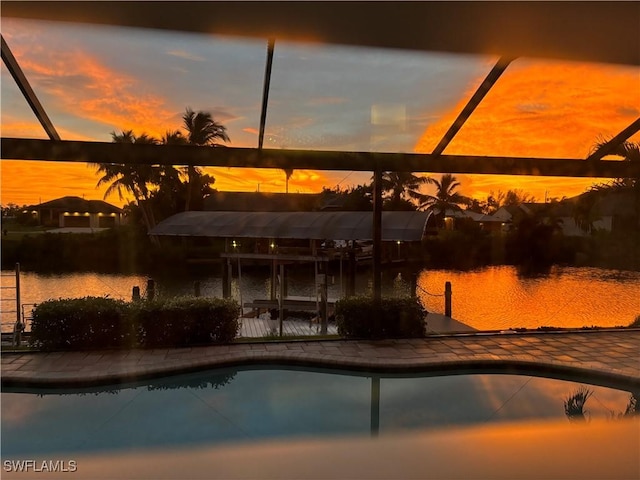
3 330 639 390
3 350 639 391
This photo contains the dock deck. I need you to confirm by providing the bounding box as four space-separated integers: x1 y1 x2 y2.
239 316 338 337
243 296 335 312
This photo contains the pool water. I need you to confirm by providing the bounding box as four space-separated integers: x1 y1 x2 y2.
2 367 637 459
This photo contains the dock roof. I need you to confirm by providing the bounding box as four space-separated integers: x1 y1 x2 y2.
150 211 431 242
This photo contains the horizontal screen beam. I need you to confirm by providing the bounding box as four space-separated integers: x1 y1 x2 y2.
2 137 638 179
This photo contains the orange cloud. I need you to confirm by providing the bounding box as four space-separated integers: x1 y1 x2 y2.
415 59 640 200
416 60 639 157
3 46 637 208
0 120 49 140
0 116 96 141
11 46 177 140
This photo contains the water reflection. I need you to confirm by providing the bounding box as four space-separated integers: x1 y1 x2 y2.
3 420 637 480
2 368 636 458
2 265 639 331
564 387 593 421
417 266 640 330
564 388 639 422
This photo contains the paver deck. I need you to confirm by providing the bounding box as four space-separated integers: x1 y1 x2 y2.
2 330 639 389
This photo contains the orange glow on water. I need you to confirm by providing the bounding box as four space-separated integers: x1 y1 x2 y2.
417 266 640 330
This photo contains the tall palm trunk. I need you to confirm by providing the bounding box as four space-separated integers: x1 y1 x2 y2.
185 165 196 212
284 169 293 194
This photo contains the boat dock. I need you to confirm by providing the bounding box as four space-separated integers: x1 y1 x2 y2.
243 296 335 313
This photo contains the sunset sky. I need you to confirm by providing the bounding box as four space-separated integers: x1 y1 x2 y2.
1 17 639 208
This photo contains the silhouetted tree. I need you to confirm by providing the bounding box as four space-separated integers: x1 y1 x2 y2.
420 174 470 226
463 198 488 214
484 189 537 214
94 130 160 232
589 140 640 231
319 184 373 211
182 107 229 210
378 171 427 210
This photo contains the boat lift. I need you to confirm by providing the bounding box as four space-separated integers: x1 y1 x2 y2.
219 251 337 335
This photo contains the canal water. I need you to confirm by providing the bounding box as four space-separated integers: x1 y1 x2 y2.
1 265 639 332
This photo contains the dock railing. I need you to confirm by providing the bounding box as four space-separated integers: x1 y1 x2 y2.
0 263 22 346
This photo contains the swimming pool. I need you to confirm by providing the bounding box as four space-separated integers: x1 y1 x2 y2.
2 366 638 479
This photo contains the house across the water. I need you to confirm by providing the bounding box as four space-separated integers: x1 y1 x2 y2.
22 196 123 229
491 191 637 236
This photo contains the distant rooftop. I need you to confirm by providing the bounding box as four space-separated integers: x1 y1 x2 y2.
25 196 121 214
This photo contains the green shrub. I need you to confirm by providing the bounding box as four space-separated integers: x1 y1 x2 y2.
30 296 131 350
132 296 240 347
335 296 426 339
29 296 240 350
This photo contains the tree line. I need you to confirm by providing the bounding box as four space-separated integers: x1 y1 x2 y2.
86 103 640 235
323 139 639 228
323 174 540 220
2 139 637 272
94 107 230 233
4 116 638 238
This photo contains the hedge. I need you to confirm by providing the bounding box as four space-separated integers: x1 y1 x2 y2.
29 296 240 350
30 297 132 350
335 296 426 339
131 297 240 348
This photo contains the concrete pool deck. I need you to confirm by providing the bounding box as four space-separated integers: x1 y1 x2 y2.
2 329 639 389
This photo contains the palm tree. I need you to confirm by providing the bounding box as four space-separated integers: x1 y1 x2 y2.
94 130 159 231
623 392 638 417
160 129 188 191
564 387 593 422
372 171 428 210
591 140 639 189
136 130 186 216
484 189 537 214
182 108 230 210
420 173 470 226
111 129 135 144
589 140 640 231
162 129 188 146
592 139 640 163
